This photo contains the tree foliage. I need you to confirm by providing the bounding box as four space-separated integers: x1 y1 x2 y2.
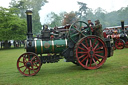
9 0 48 34
84 6 128 28
0 7 27 41
62 12 78 25
76 2 88 21
45 12 66 28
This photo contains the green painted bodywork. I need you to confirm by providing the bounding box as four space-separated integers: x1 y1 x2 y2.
34 39 67 54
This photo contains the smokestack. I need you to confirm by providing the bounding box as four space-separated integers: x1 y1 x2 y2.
25 10 33 40
121 20 124 30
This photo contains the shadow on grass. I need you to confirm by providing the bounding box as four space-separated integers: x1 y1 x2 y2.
33 62 111 77
16 63 111 78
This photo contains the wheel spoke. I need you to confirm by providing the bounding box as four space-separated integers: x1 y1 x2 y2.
89 39 92 47
19 61 24 63
81 43 89 50
95 51 104 53
23 56 27 62
71 33 79 38
80 32 86 37
33 60 40 63
85 39 89 47
80 22 82 29
28 69 30 75
71 26 77 30
81 55 89 63
94 56 101 63
81 29 86 33
95 46 103 51
78 47 86 51
28 55 30 61
92 39 97 47
95 54 104 58
85 58 88 66
75 27 81 33
19 65 25 68
94 42 99 50
92 58 97 66
78 54 87 59
33 64 39 68
31 56 36 61
90 58 92 67
23 67 27 73
32 66 37 73
79 34 82 39
78 51 88 54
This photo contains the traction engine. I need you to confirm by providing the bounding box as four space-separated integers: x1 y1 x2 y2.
103 21 128 49
17 10 114 76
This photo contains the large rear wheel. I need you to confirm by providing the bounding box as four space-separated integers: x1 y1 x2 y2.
74 36 107 69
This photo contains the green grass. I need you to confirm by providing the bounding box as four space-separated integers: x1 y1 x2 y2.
0 48 128 85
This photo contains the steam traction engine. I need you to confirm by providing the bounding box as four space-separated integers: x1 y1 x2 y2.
103 21 128 49
17 10 114 76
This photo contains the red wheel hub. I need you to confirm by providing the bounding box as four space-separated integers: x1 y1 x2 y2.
17 52 41 76
75 36 107 69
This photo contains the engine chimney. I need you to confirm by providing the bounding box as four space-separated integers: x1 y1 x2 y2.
121 20 124 33
26 10 33 40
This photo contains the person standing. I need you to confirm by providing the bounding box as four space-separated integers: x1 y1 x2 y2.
93 20 104 39
87 20 94 27
87 20 94 34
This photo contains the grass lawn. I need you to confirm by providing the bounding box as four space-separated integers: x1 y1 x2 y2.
0 48 128 85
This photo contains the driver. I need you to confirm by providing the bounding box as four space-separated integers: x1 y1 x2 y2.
93 20 104 39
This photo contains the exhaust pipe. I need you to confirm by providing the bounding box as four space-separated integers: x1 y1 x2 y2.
121 20 124 33
25 10 33 40
121 20 124 30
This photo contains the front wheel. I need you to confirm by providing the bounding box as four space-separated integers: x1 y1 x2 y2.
17 52 41 76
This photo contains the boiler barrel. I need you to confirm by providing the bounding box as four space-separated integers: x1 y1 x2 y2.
26 39 67 54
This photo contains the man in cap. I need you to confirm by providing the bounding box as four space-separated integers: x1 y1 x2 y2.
93 20 104 39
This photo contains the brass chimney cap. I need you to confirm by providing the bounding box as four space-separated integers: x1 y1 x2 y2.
121 20 124 22
26 10 33 15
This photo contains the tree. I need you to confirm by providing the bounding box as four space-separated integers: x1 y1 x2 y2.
9 0 48 35
117 6 128 24
86 8 95 21
0 7 27 41
94 7 107 28
46 12 66 28
62 11 78 25
76 2 88 21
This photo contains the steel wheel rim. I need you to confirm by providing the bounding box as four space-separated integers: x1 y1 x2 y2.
115 39 125 49
75 36 107 69
17 52 41 76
